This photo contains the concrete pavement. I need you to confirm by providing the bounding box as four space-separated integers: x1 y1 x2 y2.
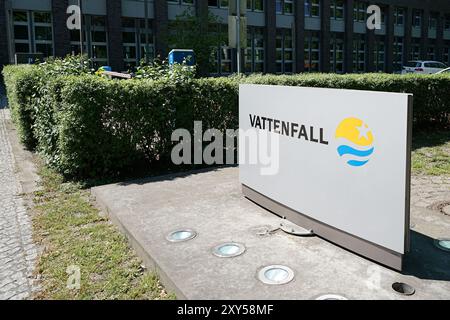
92 167 450 300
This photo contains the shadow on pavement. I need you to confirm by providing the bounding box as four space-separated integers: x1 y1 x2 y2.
117 165 236 186
0 83 7 109
403 230 450 281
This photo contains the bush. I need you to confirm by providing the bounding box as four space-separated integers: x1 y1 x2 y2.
53 76 238 178
134 58 197 82
3 65 42 149
240 73 450 126
2 55 93 150
2 62 449 179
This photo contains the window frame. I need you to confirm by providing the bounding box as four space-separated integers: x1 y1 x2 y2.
394 7 405 26
304 31 320 72
330 0 344 21
330 32 344 73
12 10 54 57
352 33 366 73
305 0 320 18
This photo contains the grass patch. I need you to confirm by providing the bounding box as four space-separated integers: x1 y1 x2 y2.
32 160 175 300
412 130 450 176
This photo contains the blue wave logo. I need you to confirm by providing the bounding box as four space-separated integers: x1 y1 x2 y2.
337 145 374 167
335 118 375 167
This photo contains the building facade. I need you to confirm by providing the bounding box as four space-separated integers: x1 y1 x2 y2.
1 0 450 74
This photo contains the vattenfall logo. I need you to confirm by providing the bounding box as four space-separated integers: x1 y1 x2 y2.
335 117 374 167
248 114 375 167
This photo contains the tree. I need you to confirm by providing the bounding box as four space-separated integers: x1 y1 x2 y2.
168 8 226 77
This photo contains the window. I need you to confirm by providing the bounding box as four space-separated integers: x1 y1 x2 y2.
304 31 320 72
13 10 30 54
429 13 438 29
412 10 422 27
445 15 450 31
373 36 385 72
276 29 294 73
352 34 365 72
168 0 195 4
12 10 54 57
209 0 228 8
353 1 366 22
330 33 344 73
330 0 344 20
139 19 154 63
14 25 29 40
276 0 293 14
70 15 108 68
210 24 232 75
219 47 232 73
122 18 154 69
394 7 405 26
90 16 108 68
404 61 421 68
245 27 265 73
34 12 51 24
247 0 263 11
380 7 385 24
33 11 53 56
70 27 87 55
409 38 420 61
443 42 450 65
13 11 27 22
427 40 436 60
424 62 445 68
305 0 320 18
393 37 403 72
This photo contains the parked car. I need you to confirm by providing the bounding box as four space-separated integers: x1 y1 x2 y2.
436 67 450 74
401 61 448 74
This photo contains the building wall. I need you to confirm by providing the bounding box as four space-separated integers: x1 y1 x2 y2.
0 0 9 68
52 0 71 58
3 0 450 73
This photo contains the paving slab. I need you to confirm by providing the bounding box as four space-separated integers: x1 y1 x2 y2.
92 167 450 300
0 109 40 300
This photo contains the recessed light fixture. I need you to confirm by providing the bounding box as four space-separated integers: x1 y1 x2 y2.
213 242 246 258
315 294 348 300
166 229 197 242
257 265 294 285
392 282 415 296
434 239 450 252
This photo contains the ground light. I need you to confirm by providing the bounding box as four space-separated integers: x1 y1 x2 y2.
315 294 348 300
257 265 295 285
166 229 197 242
392 282 415 296
434 239 450 252
213 243 246 258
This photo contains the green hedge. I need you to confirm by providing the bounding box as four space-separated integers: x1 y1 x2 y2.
241 73 450 125
2 65 238 178
3 65 42 149
2 65 449 179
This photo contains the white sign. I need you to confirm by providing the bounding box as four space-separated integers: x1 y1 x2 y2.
239 84 411 261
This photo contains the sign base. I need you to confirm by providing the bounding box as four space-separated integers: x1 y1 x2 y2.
242 184 404 271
